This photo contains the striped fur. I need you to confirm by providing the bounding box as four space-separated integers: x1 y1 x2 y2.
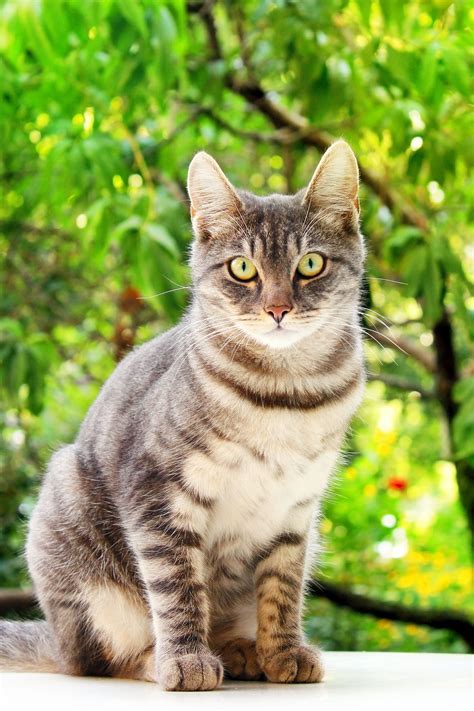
0 142 365 690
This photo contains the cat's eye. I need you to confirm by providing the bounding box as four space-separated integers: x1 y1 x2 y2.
297 252 326 279
229 257 257 282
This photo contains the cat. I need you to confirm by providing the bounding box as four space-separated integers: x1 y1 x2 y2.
0 140 365 690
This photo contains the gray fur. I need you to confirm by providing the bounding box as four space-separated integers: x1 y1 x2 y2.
0 142 365 689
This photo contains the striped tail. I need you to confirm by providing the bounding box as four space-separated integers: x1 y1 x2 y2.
0 620 58 672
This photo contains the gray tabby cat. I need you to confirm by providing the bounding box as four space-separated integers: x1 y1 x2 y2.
0 140 365 690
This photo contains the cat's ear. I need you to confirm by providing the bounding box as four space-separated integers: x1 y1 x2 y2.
303 140 360 216
187 152 242 238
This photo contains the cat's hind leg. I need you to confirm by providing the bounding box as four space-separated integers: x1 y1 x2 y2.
83 582 154 675
41 583 154 678
219 638 262 680
211 601 263 681
41 598 115 677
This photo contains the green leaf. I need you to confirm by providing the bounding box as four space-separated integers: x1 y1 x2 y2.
379 0 405 30
418 45 438 97
453 377 474 404
0 319 23 341
384 226 423 262
25 352 46 415
442 47 470 96
115 0 147 37
4 346 27 396
403 244 428 299
144 223 180 259
16 3 59 69
113 216 142 240
357 0 372 26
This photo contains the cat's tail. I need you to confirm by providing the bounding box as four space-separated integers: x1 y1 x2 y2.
0 620 58 672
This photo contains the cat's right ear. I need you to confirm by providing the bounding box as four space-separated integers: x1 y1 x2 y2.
187 152 242 239
303 140 360 218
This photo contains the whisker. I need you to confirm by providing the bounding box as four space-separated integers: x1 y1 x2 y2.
139 286 191 300
369 276 407 285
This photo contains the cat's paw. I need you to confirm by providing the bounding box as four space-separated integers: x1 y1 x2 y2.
260 645 324 684
219 638 263 680
158 650 224 691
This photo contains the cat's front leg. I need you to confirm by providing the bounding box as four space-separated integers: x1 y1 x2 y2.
255 531 324 684
126 477 223 691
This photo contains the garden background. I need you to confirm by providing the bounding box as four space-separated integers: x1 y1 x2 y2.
0 0 473 653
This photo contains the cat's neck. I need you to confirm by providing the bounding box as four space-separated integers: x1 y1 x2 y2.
186 302 361 377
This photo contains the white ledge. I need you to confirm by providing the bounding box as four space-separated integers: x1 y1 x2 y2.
0 652 471 711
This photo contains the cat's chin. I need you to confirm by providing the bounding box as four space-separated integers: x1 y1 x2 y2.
245 326 307 350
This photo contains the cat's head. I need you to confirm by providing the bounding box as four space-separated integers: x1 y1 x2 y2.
187 141 364 349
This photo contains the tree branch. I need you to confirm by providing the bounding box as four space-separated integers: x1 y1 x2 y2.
193 1 429 231
0 220 72 240
309 580 474 651
367 372 435 399
0 588 37 616
3 584 472 651
197 106 300 144
368 327 437 374
433 311 474 539
149 168 188 205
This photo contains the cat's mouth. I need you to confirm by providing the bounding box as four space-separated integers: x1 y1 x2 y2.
234 315 313 349
268 323 294 333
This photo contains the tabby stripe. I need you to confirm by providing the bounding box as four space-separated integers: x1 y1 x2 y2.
141 543 182 560
271 532 304 547
257 588 300 606
291 495 315 509
199 411 266 461
169 620 206 635
210 326 357 378
257 570 300 588
149 579 205 596
195 348 362 410
330 255 361 276
259 533 304 561
167 472 216 509
171 633 202 650
167 408 210 455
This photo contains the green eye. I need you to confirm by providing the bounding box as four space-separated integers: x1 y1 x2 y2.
297 252 325 278
229 256 257 281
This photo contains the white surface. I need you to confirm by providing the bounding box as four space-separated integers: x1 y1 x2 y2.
0 652 472 711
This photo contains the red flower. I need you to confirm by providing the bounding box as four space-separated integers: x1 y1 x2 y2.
388 477 408 492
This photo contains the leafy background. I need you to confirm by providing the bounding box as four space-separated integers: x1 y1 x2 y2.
0 0 473 653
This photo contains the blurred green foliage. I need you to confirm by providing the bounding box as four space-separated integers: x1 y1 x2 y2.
0 0 473 653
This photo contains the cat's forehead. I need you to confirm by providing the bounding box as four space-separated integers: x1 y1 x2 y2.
234 193 303 264
240 191 304 228
229 191 354 261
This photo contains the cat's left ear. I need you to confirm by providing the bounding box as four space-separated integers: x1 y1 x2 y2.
303 140 360 217
187 151 242 239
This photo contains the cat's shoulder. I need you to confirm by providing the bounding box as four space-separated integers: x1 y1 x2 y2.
109 319 189 387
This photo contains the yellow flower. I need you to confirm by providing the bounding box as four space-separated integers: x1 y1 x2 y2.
364 483 377 498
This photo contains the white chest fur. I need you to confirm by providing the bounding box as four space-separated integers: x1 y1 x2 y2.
206 447 337 549
179 332 363 557
183 407 343 553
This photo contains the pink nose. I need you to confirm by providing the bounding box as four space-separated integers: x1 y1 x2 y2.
265 304 292 324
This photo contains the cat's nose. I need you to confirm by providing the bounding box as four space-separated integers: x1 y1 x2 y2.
265 304 292 324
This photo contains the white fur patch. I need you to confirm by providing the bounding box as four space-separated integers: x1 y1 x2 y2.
86 584 152 662
183 435 339 556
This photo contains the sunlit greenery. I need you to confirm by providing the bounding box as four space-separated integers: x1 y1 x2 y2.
0 0 473 653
